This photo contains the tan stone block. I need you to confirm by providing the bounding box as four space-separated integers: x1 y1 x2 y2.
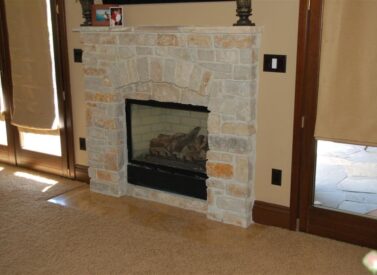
102 77 112 87
85 92 121 103
83 44 96 53
137 57 149 82
222 122 256 136
97 45 117 55
88 127 106 139
235 156 249 183
207 189 215 206
94 118 122 130
163 59 176 83
207 208 223 222
151 83 181 102
119 33 156 46
136 47 153 55
199 62 232 73
226 183 249 198
206 150 222 161
157 34 179 46
216 49 239 64
206 178 226 190
168 48 193 61
180 89 208 106
234 65 252 80
207 188 224 206
207 162 233 179
208 135 252 154
104 151 120 171
99 34 117 44
125 93 151 101
220 153 234 163
126 59 139 83
223 211 248 227
188 66 202 91
214 35 254 49
80 33 99 44
216 196 247 213
187 34 212 48
82 56 97 67
86 108 93 127
96 170 113 182
207 113 220 134
150 58 163 82
118 46 136 59
197 49 215 61
175 61 194 87
198 71 212 96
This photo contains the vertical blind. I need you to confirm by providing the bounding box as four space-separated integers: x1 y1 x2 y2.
315 0 377 146
4 0 58 130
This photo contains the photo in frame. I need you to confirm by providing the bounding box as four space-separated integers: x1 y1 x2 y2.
103 0 232 4
110 7 124 27
91 4 115 26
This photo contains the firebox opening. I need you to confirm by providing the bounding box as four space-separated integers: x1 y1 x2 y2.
126 99 209 200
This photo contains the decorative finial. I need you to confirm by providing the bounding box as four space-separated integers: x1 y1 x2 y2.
234 0 255 26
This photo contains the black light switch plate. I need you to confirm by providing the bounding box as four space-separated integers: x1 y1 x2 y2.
79 137 86 151
271 169 282 186
74 48 83 63
263 54 287 73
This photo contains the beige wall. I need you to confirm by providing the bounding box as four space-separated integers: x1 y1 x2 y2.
65 0 299 207
66 0 88 165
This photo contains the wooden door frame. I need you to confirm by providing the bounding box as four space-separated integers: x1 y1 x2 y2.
0 0 16 165
0 0 75 178
52 0 75 178
290 0 377 248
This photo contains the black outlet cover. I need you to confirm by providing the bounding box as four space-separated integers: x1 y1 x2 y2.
263 54 287 73
271 169 282 186
74 48 83 63
79 137 86 151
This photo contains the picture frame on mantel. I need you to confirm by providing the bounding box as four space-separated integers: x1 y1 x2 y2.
92 4 113 26
103 0 233 4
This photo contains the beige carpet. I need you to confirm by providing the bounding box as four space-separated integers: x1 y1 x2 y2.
0 164 371 274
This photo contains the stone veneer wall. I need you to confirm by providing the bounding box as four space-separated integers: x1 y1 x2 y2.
80 26 262 227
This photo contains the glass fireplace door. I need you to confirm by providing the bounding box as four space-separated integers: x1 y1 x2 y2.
126 99 209 199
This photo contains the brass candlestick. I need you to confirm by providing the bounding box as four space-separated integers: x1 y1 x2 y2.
79 0 94 26
234 0 255 26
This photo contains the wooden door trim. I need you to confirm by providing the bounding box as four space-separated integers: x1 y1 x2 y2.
289 0 311 230
290 0 324 231
308 207 377 248
0 0 16 165
52 0 75 178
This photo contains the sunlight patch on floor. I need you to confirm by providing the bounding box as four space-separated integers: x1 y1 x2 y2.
14 171 58 192
0 167 4 171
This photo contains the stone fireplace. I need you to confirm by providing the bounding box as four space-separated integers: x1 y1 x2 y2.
79 26 262 227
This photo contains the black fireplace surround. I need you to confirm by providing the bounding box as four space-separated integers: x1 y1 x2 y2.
125 99 209 200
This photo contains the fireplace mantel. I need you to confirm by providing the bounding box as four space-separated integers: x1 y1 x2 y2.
79 25 262 227
75 25 263 33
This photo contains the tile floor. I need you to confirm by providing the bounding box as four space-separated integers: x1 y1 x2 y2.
314 141 377 219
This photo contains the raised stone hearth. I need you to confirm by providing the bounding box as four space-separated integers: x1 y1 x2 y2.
79 26 262 227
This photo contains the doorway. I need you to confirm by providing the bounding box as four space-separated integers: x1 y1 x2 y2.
0 0 74 177
291 0 377 248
